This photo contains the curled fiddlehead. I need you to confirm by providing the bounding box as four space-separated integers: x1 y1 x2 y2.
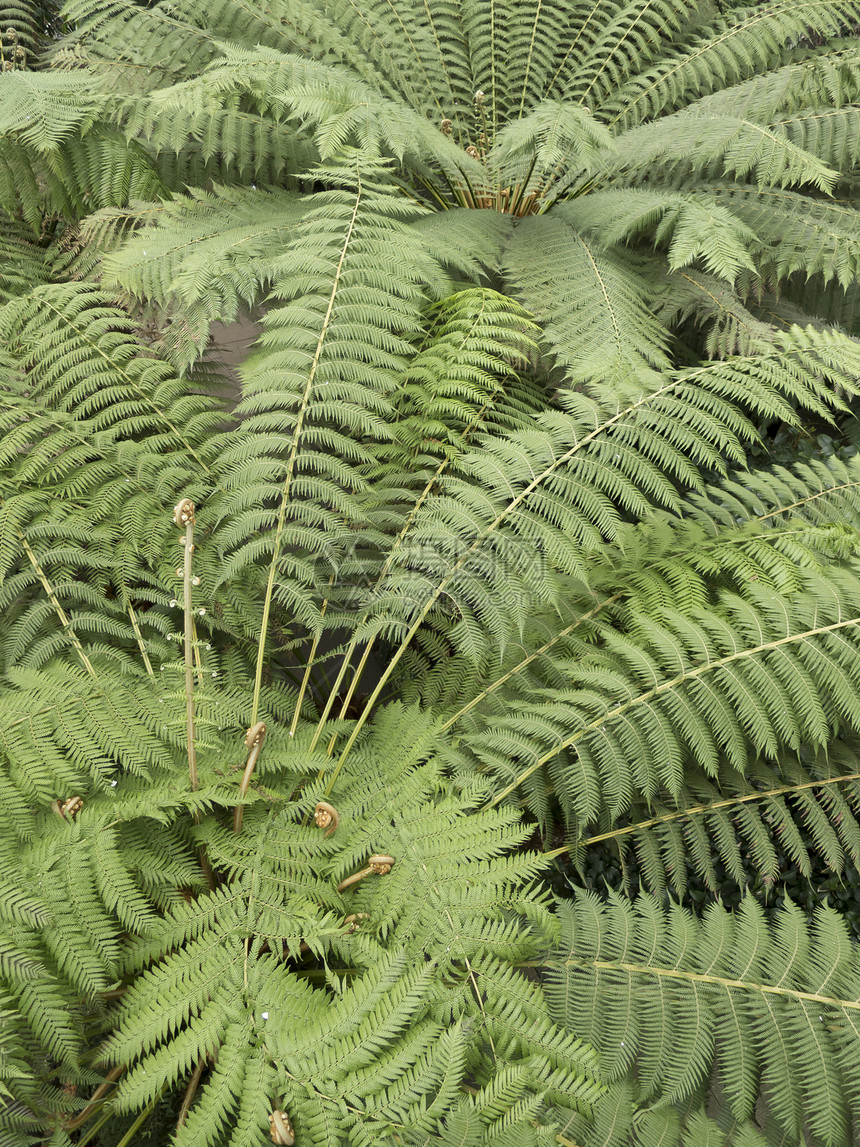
336 855 395 893
269 1109 295 1145
313 801 340 836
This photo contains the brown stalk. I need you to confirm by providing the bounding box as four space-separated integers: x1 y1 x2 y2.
336 855 394 893
233 721 267 833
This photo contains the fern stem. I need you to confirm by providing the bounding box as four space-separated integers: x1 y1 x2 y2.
324 597 441 793
547 957 860 1012
308 646 360 752
314 314 508 756
290 582 333 737
126 603 154 676
490 613 860 808
250 173 364 730
176 501 198 791
517 1 543 119
329 637 376 745
75 1105 115 1147
233 722 267 833
63 1066 125 1131
18 534 96 678
309 424 455 752
175 1056 207 1130
329 416 492 735
544 770 860 856
507 155 539 217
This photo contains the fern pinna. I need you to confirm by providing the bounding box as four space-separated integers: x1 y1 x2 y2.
8 0 860 1144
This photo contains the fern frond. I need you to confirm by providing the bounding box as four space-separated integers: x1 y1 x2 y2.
0 71 100 150
680 40 860 122
0 214 48 302
546 893 860 1144
504 215 671 385
489 101 613 196
478 565 860 822
129 44 470 172
101 186 308 366
607 111 840 192
706 184 860 288
606 0 860 127
570 747 860 897
548 0 701 110
348 329 860 690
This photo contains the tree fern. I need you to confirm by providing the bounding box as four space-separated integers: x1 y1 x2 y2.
9 1 860 1144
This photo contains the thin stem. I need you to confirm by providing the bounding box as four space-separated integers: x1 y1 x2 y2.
176 1057 207 1130
76 1106 115 1147
19 533 96 677
126 602 154 677
64 1066 125 1131
545 770 860 858
233 723 267 833
507 154 539 216
313 310 506 758
308 645 359 752
179 511 198 791
489 613 860 808
290 582 332 737
250 174 364 730
324 597 435 795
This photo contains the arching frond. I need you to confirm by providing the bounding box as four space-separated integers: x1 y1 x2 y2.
504 214 671 385
605 0 860 127
570 747 860 898
102 186 309 366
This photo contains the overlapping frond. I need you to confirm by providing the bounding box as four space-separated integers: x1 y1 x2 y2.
102 186 309 366
606 111 840 193
547 894 860 1147
605 0 860 127
0 701 599 1147
704 185 860 288
548 0 700 110
127 45 470 172
209 161 448 628
462 565 860 823
349 329 860 678
7 2 860 1145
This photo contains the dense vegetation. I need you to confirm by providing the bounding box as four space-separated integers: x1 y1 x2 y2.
8 0 860 1144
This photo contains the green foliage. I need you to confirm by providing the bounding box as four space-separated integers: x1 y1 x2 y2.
545 894 860 1146
8 1 860 1145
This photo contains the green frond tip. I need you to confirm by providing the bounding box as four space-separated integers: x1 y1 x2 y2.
0 71 101 151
